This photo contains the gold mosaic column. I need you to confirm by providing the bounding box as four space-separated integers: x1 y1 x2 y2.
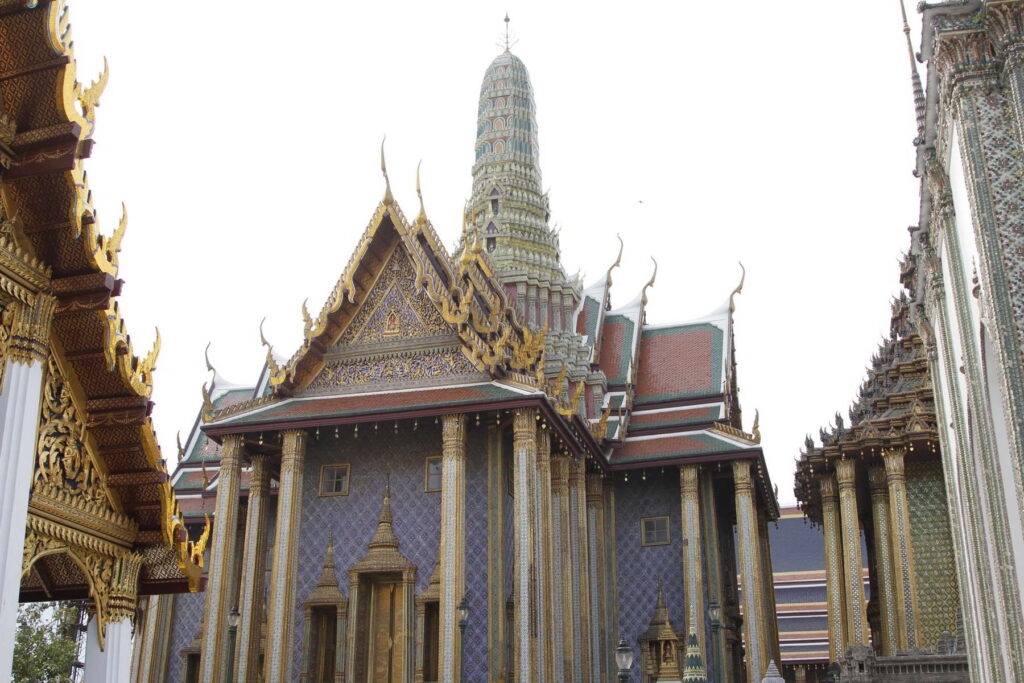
569 455 592 682
512 408 537 683
536 425 555 682
200 433 243 683
236 453 271 682
820 474 847 662
757 507 781 664
883 448 918 649
679 465 706 661
586 472 607 681
485 426 507 680
264 429 307 683
732 459 769 683
440 413 467 682
551 452 573 681
868 466 898 655
835 459 868 646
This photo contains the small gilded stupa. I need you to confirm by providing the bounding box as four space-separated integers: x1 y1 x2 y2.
641 585 683 682
682 605 707 682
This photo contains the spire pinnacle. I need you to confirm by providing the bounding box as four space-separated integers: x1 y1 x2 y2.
380 135 392 203
416 160 425 223
504 12 511 52
898 0 926 143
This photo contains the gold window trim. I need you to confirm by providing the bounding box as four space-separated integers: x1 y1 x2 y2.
318 463 351 497
424 456 442 493
640 515 670 547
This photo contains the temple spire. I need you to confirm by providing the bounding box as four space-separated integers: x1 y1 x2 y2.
898 0 926 143
504 13 511 52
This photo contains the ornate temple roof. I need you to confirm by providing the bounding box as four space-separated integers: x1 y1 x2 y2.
2 1 205 599
794 255 940 522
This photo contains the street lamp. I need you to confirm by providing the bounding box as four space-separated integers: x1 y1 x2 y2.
457 598 469 682
616 637 634 682
708 601 722 680
226 605 240 682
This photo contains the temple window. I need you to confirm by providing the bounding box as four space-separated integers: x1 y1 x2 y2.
319 464 350 496
491 198 499 215
641 516 670 546
494 140 505 153
423 601 440 680
424 456 442 492
309 605 337 681
487 237 497 253
183 653 200 683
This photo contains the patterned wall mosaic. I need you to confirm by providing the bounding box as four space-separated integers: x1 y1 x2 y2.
614 472 685 678
290 426 444 680
906 460 960 649
166 591 205 683
464 428 490 680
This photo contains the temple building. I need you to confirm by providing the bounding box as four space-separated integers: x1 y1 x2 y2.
135 46 782 682
0 2 207 682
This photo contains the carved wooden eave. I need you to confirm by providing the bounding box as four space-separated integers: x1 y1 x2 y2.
0 0 204 620
269 195 544 396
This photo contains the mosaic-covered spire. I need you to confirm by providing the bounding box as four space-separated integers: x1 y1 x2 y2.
469 48 563 284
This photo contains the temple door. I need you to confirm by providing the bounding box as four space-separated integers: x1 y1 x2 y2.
367 577 405 683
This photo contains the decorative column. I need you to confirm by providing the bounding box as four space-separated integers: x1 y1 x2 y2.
236 453 271 682
512 408 537 683
485 425 507 680
264 429 307 682
440 413 467 682
868 466 898 656
835 459 867 646
200 433 244 682
732 459 769 683
0 295 53 683
585 472 606 681
883 448 918 650
820 474 847 662
85 552 144 683
679 465 706 664
700 473 727 682
536 424 555 682
134 594 174 683
568 455 592 683
757 507 781 665
551 452 573 682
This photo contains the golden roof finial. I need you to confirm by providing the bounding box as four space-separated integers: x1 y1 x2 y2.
752 409 761 443
605 234 623 288
176 430 185 463
729 262 745 313
380 135 392 203
416 160 426 224
641 256 658 306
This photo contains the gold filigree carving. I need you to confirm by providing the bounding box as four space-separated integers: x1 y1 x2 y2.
35 356 109 505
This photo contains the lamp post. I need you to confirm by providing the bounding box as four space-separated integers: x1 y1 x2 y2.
226 605 240 683
616 637 634 682
708 601 721 679
457 598 469 683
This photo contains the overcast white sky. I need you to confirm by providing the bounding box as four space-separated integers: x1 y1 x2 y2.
68 2 922 505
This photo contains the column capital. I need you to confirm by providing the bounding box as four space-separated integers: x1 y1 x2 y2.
281 428 307 461
535 423 551 464
512 406 537 436
934 27 1002 93
819 474 838 503
220 433 245 465
882 448 906 481
442 412 468 444
732 459 753 493
6 293 56 366
835 458 857 488
679 463 699 496
249 453 269 493
987 2 1024 67
868 465 888 496
585 472 603 505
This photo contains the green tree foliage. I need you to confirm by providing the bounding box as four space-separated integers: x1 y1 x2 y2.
13 601 80 683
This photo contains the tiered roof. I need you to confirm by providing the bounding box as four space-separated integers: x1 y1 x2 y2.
795 253 939 523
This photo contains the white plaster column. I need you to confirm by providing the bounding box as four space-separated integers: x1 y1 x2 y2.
0 359 45 683
440 413 467 683
0 293 54 683
85 617 133 683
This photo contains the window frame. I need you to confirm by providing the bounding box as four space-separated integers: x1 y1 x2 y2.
640 515 670 547
424 456 443 493
318 463 351 497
